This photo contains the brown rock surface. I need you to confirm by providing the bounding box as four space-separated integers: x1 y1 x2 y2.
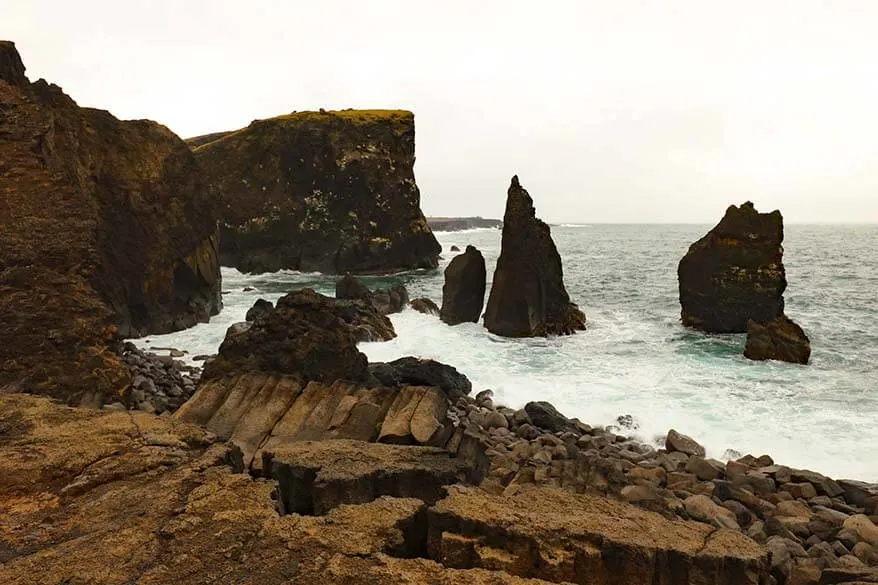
441 244 487 325
428 485 768 584
410 297 440 315
0 42 220 404
744 315 812 364
193 109 441 274
678 201 786 333
484 176 586 337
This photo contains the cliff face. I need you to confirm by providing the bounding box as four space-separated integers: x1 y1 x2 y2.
483 176 586 337
193 109 441 274
678 202 786 333
0 41 221 403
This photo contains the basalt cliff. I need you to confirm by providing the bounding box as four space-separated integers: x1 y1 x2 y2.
191 109 441 274
0 41 221 403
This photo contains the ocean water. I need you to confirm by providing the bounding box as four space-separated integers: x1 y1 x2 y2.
134 225 878 481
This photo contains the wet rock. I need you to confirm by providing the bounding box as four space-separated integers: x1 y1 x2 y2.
524 401 577 434
245 298 275 322
744 315 811 364
440 245 487 325
336 275 409 315
483 176 586 337
368 357 472 400
678 201 786 333
666 429 706 457
410 297 440 315
196 109 441 274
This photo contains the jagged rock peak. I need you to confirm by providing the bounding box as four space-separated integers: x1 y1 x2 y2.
0 41 27 87
483 175 586 337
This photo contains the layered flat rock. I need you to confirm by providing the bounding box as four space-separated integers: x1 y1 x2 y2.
678 201 786 333
441 245 487 325
428 485 769 584
0 41 220 404
744 315 812 364
193 109 441 274
265 439 482 515
484 176 586 337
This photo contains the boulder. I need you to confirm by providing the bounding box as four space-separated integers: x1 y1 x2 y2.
410 297 440 315
524 401 577 434
440 245 487 325
483 176 586 337
678 202 786 332
245 298 275 322
0 42 220 404
193 109 441 274
367 357 472 400
744 315 811 364
666 429 707 457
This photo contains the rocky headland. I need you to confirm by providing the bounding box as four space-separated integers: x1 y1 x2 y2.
192 109 441 274
484 176 586 337
427 216 503 232
0 41 221 404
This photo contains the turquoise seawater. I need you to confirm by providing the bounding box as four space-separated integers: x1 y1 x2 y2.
135 225 878 481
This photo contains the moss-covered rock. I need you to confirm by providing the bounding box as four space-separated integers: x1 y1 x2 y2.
193 109 441 274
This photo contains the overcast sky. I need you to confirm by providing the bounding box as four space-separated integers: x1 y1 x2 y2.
4 0 878 223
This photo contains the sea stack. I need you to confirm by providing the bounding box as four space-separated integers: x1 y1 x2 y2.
440 245 487 325
0 41 221 404
483 176 586 337
744 316 811 364
678 202 786 333
191 109 441 274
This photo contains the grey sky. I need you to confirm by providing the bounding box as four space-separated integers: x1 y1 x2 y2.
5 0 878 223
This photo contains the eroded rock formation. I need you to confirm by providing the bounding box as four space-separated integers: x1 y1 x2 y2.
484 176 586 337
193 109 441 274
678 202 786 333
0 41 221 404
335 275 409 315
441 245 487 325
744 315 811 364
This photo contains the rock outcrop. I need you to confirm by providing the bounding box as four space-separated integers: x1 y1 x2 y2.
744 315 812 364
1 392 784 585
193 109 441 274
0 41 221 404
409 297 440 315
441 245 487 325
336 275 409 315
483 176 586 337
678 202 786 333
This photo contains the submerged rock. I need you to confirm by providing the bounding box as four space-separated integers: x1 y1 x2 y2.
440 245 487 325
410 297 440 315
744 315 811 364
193 109 441 274
678 202 786 333
483 176 586 337
0 42 220 404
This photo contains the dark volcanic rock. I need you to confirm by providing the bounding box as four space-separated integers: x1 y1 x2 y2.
524 401 577 433
678 202 786 333
426 217 503 232
202 288 393 384
0 42 221 404
335 275 408 315
410 297 440 315
440 245 487 325
744 315 811 364
368 357 473 400
193 109 441 274
245 298 275 322
483 176 586 337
